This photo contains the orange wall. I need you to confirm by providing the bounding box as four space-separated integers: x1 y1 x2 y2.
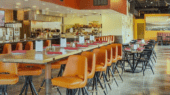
79 0 110 9
110 0 127 15
41 0 127 15
41 0 80 9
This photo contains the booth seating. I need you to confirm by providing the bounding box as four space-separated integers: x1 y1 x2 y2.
157 32 170 45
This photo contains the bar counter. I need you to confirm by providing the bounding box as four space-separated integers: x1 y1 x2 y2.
0 37 60 53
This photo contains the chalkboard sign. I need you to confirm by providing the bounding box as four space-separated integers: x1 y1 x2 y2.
94 0 108 6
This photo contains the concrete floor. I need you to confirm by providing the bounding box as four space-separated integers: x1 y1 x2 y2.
7 45 170 95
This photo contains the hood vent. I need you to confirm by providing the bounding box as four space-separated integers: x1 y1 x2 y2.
24 10 62 22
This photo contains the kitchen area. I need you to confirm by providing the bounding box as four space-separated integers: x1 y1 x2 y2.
0 8 103 52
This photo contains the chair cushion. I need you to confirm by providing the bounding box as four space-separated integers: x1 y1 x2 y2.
18 66 42 76
51 62 61 69
117 56 122 60
52 76 85 89
0 74 18 85
95 64 106 71
58 59 68 65
112 59 117 63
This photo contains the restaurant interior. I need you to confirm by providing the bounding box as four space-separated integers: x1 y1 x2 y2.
0 0 169 95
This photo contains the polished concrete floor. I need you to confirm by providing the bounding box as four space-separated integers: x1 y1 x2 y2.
7 45 170 95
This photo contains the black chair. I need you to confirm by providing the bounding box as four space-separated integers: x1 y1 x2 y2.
134 45 155 76
157 36 163 45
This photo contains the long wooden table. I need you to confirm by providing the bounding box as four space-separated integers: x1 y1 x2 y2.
0 41 114 95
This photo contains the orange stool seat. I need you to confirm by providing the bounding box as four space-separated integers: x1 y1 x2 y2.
58 59 68 65
0 74 18 85
95 64 106 71
18 66 42 76
51 62 61 69
52 76 84 89
117 55 122 60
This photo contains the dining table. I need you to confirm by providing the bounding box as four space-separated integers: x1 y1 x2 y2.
0 41 114 95
124 41 147 73
124 49 144 73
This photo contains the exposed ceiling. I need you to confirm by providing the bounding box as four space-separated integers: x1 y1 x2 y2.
133 0 170 13
0 0 120 17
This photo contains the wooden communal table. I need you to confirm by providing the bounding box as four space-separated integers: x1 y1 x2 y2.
0 41 113 95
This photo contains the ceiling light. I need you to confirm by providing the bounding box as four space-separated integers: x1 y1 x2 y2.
42 3 46 5
16 2 21 5
56 11 60 12
151 2 153 4
46 8 49 10
56 6 58 8
32 5 36 8
145 6 146 7
24 0 28 1
15 6 19 8
67 9 69 10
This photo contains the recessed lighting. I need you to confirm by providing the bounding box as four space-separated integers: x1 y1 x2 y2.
42 3 46 5
151 2 153 4
145 6 146 7
16 2 21 5
24 0 28 1
32 5 37 8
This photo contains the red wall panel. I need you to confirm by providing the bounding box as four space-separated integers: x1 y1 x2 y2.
110 0 127 15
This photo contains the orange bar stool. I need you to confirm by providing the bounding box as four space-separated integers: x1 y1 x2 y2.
52 55 88 95
100 46 118 87
16 43 23 50
81 52 96 79
25 41 33 50
88 49 107 95
95 37 100 41
18 64 42 95
0 62 19 94
109 44 123 81
2 44 11 54
18 41 42 95
81 52 96 94
44 40 51 47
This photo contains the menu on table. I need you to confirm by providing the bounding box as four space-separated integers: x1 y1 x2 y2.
79 36 85 44
60 38 67 47
35 40 43 52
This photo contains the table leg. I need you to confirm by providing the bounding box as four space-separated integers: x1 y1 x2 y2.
132 53 135 73
45 63 52 95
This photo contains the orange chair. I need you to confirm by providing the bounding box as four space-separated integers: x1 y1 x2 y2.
44 40 51 47
52 55 88 95
18 64 42 95
109 44 123 81
116 43 122 60
18 41 42 94
88 49 107 95
16 43 23 50
0 62 19 94
81 52 96 79
100 46 118 87
2 44 11 54
25 41 33 50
